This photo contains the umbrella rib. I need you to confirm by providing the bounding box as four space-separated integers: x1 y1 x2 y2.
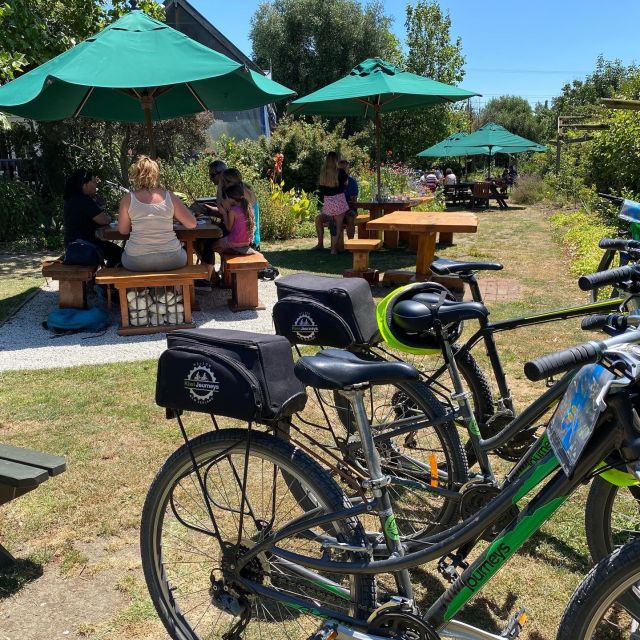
186 83 208 111
73 86 95 118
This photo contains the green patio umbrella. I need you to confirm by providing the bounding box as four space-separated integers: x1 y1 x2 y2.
417 132 491 157
0 10 294 157
288 58 479 198
435 122 546 176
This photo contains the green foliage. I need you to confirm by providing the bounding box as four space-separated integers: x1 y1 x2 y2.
480 96 543 142
159 156 215 202
355 163 417 200
250 0 398 101
584 108 640 196
510 174 549 205
550 208 616 276
267 117 370 193
381 1 468 164
0 180 62 246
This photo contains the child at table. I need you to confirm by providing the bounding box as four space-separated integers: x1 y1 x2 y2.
209 182 255 255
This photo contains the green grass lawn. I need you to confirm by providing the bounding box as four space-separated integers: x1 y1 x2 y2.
0 205 607 639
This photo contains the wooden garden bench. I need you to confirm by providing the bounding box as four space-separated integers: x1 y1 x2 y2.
95 265 208 336
0 444 66 566
42 258 98 309
221 251 269 311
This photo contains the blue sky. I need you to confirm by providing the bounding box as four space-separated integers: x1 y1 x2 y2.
188 0 640 108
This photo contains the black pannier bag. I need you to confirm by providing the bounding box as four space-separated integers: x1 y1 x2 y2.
273 273 380 348
156 329 307 421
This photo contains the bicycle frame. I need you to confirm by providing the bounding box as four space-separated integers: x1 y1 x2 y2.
231 391 634 638
426 282 623 416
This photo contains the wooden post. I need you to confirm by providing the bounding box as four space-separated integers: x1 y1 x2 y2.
375 107 382 201
141 94 157 160
416 232 437 281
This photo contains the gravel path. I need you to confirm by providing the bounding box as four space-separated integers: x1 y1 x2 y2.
0 280 280 371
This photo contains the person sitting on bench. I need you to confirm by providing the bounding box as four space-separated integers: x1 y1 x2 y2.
209 182 255 256
63 169 123 267
117 155 197 271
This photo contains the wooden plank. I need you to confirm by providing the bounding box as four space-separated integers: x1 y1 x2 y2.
344 239 382 250
0 445 66 476
367 211 478 234
0 459 49 488
96 265 208 285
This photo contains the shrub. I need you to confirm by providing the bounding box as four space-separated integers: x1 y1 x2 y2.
550 208 616 276
0 179 62 246
511 174 548 205
159 156 214 201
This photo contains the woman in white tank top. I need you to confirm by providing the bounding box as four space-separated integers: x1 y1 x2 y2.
118 155 197 271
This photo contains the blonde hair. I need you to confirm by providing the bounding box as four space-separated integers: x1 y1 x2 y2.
129 155 160 191
319 152 339 188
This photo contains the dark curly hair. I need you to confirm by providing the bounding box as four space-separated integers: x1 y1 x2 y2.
63 168 94 200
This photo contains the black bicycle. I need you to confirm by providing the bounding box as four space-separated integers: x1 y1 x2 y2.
141 319 640 640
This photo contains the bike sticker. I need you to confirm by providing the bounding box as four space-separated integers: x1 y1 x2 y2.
384 515 401 541
547 363 614 476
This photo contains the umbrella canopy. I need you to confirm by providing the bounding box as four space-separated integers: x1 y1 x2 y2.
0 10 294 155
288 58 480 197
421 123 546 175
417 132 493 158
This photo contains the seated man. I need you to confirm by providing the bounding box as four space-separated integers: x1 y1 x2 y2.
338 159 359 239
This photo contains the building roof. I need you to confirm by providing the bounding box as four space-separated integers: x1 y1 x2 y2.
163 0 262 73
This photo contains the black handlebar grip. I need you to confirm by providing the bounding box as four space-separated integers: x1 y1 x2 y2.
599 238 631 250
581 314 610 331
524 341 604 382
578 265 637 291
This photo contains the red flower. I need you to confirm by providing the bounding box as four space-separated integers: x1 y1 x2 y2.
386 149 393 157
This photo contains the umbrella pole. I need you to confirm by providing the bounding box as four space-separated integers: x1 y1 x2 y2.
375 107 382 201
487 145 492 179
141 95 157 160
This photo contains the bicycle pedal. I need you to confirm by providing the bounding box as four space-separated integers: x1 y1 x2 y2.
307 622 339 640
437 553 469 583
500 607 527 639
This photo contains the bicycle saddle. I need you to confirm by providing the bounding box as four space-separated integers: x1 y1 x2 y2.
431 257 503 276
392 299 488 333
294 349 419 390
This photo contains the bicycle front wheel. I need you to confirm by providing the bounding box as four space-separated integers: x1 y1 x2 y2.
557 539 640 639
141 428 376 640
585 476 640 562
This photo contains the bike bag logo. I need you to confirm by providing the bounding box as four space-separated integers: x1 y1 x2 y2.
292 312 319 341
185 363 220 403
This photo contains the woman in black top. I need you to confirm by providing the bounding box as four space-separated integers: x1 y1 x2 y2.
63 169 123 267
314 152 349 253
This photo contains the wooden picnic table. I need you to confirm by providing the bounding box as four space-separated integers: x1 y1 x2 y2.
97 221 222 266
355 198 429 248
97 222 222 309
367 210 478 287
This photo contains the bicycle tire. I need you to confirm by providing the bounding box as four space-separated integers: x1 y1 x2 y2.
589 249 620 303
297 379 468 541
557 538 640 639
141 428 376 640
585 476 640 562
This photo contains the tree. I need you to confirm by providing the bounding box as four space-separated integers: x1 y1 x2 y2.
479 95 542 142
250 0 398 98
381 1 468 164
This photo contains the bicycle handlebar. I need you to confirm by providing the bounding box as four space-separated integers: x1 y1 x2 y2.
598 238 640 251
524 327 640 382
578 265 639 291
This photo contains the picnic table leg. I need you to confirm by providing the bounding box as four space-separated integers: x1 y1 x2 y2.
118 285 130 328
415 232 437 281
182 238 198 311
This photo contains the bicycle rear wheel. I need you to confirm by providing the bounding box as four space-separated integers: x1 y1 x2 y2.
557 539 640 639
294 379 468 542
141 428 375 640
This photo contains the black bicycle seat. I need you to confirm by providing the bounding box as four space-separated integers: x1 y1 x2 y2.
294 349 419 390
431 257 503 276
392 299 488 333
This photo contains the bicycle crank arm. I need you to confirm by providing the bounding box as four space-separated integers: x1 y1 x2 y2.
439 619 506 639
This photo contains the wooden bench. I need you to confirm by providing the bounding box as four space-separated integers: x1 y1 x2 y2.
95 265 209 336
0 444 66 567
221 251 269 311
343 238 382 283
42 259 98 309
